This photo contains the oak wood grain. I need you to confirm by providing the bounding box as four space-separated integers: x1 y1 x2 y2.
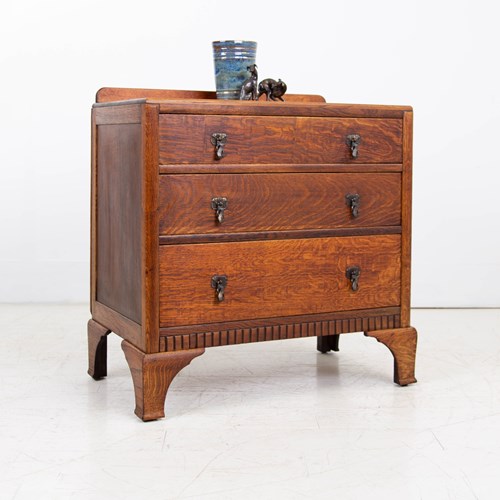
159 173 401 235
94 104 142 125
141 104 160 354
93 301 142 349
401 111 413 327
159 163 403 174
365 327 417 385
159 309 401 351
96 123 142 325
96 87 326 104
159 235 401 327
156 101 410 118
159 115 402 164
160 306 401 336
121 340 205 421
97 87 214 102
159 226 402 245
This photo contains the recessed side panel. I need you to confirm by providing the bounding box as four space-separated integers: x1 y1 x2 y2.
96 123 142 324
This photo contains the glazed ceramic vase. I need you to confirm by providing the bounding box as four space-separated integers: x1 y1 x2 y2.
212 40 257 99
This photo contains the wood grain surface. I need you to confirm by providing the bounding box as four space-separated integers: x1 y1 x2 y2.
94 104 142 125
95 87 326 104
121 340 205 421
365 326 417 385
160 308 402 352
140 104 160 353
159 115 403 164
158 163 402 174
159 235 401 327
96 123 142 325
159 226 401 246
159 173 401 234
92 301 142 349
401 111 413 327
156 101 411 118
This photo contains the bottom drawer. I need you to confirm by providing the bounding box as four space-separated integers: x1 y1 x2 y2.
159 235 401 327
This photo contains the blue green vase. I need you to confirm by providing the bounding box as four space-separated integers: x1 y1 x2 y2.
212 40 257 99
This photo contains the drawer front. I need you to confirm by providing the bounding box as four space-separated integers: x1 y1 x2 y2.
159 173 401 234
159 115 403 164
159 235 401 327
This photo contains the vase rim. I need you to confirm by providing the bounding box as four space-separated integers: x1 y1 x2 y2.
212 40 257 45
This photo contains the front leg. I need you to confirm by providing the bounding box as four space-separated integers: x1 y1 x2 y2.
121 341 205 421
365 327 417 386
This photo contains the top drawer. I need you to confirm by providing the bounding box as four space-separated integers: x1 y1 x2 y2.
159 115 403 165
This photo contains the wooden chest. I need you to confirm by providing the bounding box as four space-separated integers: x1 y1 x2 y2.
88 88 417 421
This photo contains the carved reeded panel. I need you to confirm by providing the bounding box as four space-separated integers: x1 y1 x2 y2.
160 312 402 352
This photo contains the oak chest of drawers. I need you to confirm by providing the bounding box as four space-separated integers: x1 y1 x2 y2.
88 87 417 421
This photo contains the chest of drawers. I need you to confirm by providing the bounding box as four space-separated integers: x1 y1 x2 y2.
88 87 417 421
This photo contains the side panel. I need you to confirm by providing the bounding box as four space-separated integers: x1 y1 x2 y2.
91 105 144 350
91 103 160 353
96 122 143 324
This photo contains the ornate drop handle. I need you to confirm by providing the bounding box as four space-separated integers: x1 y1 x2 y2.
211 197 228 223
211 133 227 160
346 134 361 158
345 193 360 218
346 266 360 291
211 275 228 302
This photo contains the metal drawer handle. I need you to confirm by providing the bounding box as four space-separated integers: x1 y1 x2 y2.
211 197 228 223
346 266 360 291
211 133 227 160
346 134 361 158
211 275 228 302
345 193 360 218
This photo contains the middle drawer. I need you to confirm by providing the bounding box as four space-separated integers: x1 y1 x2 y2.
159 173 401 235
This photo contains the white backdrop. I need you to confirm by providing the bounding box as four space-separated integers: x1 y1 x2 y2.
1 0 499 306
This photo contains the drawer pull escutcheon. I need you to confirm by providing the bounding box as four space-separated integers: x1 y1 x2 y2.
346 266 361 291
345 193 360 218
211 133 227 160
211 197 228 223
346 134 361 158
211 275 228 302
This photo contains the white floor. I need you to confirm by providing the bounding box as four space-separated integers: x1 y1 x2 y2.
1 306 499 500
